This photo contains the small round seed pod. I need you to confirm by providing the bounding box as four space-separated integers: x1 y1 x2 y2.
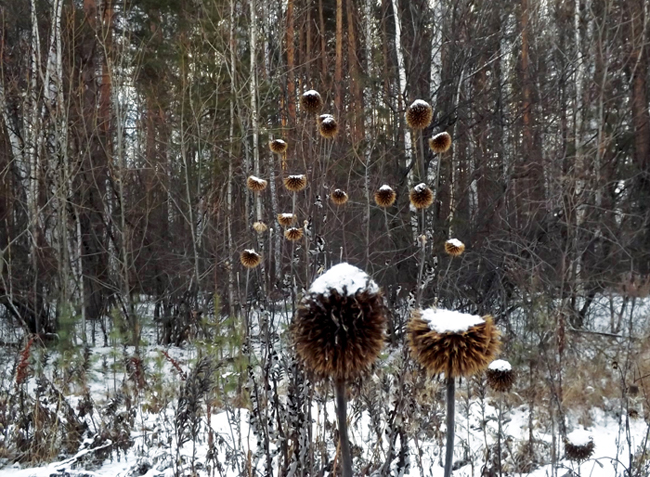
429 132 452 153
319 116 339 139
629 384 640 396
564 430 595 462
284 174 307 192
409 183 434 209
300 89 323 114
277 213 297 227
330 189 348 206
247 175 268 192
318 113 334 124
292 263 387 381
253 221 268 233
445 238 465 257
240 249 262 269
405 99 433 130
486 359 515 392
284 227 304 241
374 185 397 208
407 308 501 378
269 139 288 154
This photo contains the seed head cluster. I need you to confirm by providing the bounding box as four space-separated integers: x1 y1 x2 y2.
253 221 268 233
240 249 262 269
284 227 304 241
284 174 307 192
486 361 516 392
319 116 339 138
429 132 452 153
406 99 433 130
375 185 397 208
330 189 348 206
300 90 324 114
247 175 268 192
564 438 595 462
445 239 465 257
277 213 297 227
269 139 288 154
409 183 434 209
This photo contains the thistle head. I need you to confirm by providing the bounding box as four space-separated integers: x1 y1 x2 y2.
564 430 595 462
444 238 465 257
319 116 339 139
284 227 304 241
374 185 397 208
409 183 434 209
240 249 262 269
486 359 515 392
247 175 268 192
406 99 433 130
277 213 297 227
253 221 268 233
300 89 323 114
284 174 307 192
330 189 348 206
428 132 452 153
269 139 288 154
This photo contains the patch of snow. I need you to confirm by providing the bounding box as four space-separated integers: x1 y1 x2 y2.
288 174 306 180
488 359 512 372
420 308 485 334
309 263 379 297
248 175 265 183
303 89 320 96
280 213 294 218
379 184 393 191
446 238 464 248
409 99 430 109
243 249 257 254
567 429 593 446
414 183 427 192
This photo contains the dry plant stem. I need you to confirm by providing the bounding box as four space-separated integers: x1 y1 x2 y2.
418 130 426 182
335 377 353 477
444 377 456 477
497 393 503 477
416 208 426 307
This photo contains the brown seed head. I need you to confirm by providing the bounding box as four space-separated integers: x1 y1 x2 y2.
284 174 307 192
445 238 466 257
247 175 268 192
318 113 334 124
240 249 262 269
269 139 288 154
277 213 297 227
300 89 323 114
409 183 434 209
253 221 268 233
405 99 433 130
330 189 348 206
564 432 595 462
429 132 452 153
292 263 387 381
284 227 304 241
486 360 516 392
407 308 501 378
319 116 339 139
374 185 397 208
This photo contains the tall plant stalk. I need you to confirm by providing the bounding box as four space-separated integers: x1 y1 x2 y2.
335 378 353 477
444 377 456 477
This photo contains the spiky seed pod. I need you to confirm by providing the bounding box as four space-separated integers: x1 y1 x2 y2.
564 431 595 461
429 132 452 153
319 116 339 139
300 89 323 114
247 175 268 192
330 189 348 206
292 263 387 381
629 384 640 396
318 113 334 124
486 359 515 392
277 213 297 227
374 185 397 208
445 238 466 257
409 183 434 209
269 139 288 154
407 308 501 378
253 221 268 233
284 227 304 241
284 174 307 192
240 249 262 269
405 99 433 130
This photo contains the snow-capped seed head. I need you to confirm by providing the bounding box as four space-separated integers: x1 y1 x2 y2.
405 99 433 130
247 175 268 192
319 116 339 139
409 183 434 209
253 221 268 233
284 174 307 192
564 430 595 462
375 185 397 208
318 113 334 124
284 227 304 241
300 89 323 114
330 188 348 206
445 238 465 257
486 359 515 392
277 213 297 227
240 249 262 268
292 263 386 381
429 132 452 153
269 139 288 154
407 308 501 378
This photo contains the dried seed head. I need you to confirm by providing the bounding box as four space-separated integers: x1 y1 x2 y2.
445 238 465 257
284 174 307 192
240 249 262 268
300 89 323 114
407 308 501 378
405 99 433 130
284 227 304 241
486 359 515 392
429 132 452 153
269 139 288 154
319 116 339 139
409 183 434 209
247 175 268 192
330 189 348 206
253 221 268 233
564 431 595 462
277 213 297 227
292 263 387 381
374 185 397 208
318 113 334 124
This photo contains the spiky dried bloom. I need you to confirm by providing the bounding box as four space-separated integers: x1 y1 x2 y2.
374 185 397 208
564 431 595 461
300 89 323 114
319 116 339 139
409 183 434 209
292 263 387 381
269 139 288 154
407 308 501 378
318 113 334 124
284 174 307 192
240 249 262 269
247 175 268 192
253 221 268 233
486 359 515 392
429 132 452 153
284 227 304 241
405 99 433 130
445 238 466 257
330 189 348 206
277 213 297 227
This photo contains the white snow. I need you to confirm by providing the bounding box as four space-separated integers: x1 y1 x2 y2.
243 249 257 254
273 139 286 145
420 308 485 333
309 262 379 296
409 99 430 109
303 89 320 97
567 429 593 446
446 238 464 248
319 114 333 121
414 183 428 192
287 174 306 180
248 175 266 184
379 184 393 191
488 359 512 372
280 213 294 218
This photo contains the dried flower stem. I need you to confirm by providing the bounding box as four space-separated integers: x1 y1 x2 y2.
335 378 352 477
444 377 456 477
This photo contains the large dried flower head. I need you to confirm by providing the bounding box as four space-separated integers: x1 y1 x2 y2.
253 221 268 233
429 132 452 153
330 189 348 206
284 174 307 192
319 116 339 139
284 227 304 241
278 213 297 227
300 89 323 114
240 249 262 269
564 430 595 462
406 99 433 130
407 308 501 378
318 113 334 124
247 175 268 192
445 238 465 257
374 185 397 208
292 263 387 381
486 359 515 392
269 139 288 154
409 183 434 209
